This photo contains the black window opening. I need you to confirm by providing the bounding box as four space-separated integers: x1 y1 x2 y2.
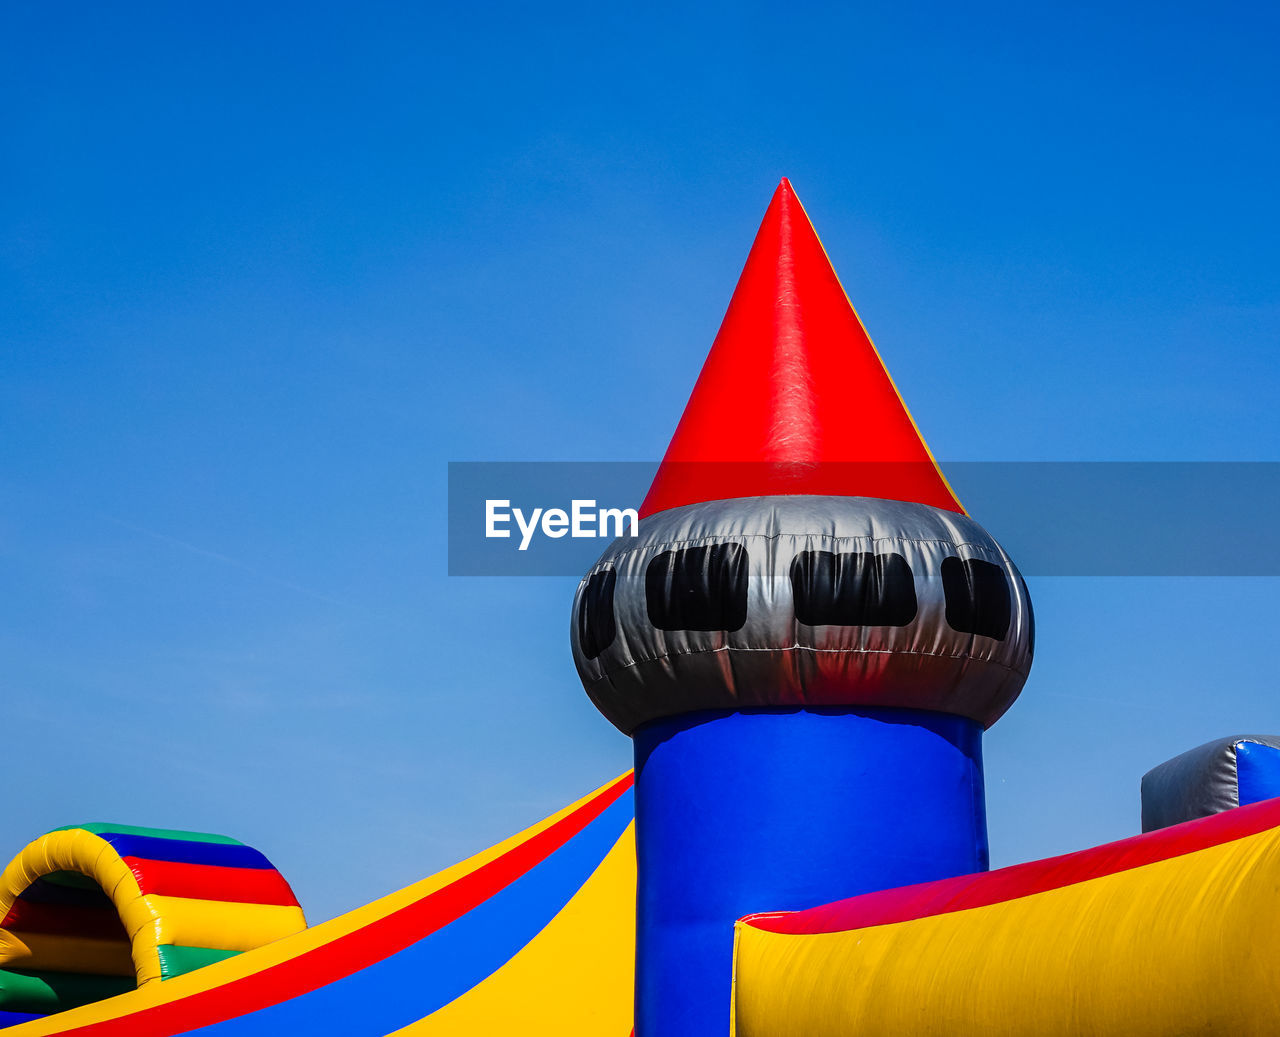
790 550 918 627
645 543 749 632
578 568 617 660
941 557 1012 641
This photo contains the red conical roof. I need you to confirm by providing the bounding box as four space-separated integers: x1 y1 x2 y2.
639 180 965 518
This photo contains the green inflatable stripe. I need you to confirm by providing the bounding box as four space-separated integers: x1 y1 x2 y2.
51 824 243 846
42 870 101 890
0 970 134 1014
156 945 241 980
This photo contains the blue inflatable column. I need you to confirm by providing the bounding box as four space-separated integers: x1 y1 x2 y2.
632 707 987 1037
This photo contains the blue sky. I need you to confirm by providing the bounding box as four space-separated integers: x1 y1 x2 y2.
2 2 1277 920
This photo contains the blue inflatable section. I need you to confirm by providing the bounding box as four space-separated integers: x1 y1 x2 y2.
100 834 273 870
0 1011 44 1028
1237 741 1280 806
631 707 988 1037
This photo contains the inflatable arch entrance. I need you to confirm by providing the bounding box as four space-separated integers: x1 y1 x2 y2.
0 825 304 1022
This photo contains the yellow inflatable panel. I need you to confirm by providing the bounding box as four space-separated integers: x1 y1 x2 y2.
392 823 636 1034
130 896 305 952
733 799 1280 1036
0 932 134 978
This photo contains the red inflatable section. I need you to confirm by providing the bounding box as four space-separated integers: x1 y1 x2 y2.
640 179 964 519
744 795 1280 937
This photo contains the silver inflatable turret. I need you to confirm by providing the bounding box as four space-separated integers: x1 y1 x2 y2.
572 494 1034 734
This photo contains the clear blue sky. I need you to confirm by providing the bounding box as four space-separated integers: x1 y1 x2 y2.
2 2 1277 921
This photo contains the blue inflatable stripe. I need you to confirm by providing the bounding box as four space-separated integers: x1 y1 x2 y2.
100 834 273 870
1236 742 1280 807
185 788 634 1035
0 1009 45 1028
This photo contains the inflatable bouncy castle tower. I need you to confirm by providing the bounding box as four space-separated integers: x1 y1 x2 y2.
571 181 1035 1035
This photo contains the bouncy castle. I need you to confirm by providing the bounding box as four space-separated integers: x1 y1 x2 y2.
1 181 1277 1035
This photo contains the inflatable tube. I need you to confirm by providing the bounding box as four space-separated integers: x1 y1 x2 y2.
733 796 1280 1036
1142 734 1280 830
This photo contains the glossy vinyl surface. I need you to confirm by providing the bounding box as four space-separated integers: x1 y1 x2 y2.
573 495 1033 734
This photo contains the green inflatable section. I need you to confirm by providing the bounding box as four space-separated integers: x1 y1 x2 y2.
0 969 134 1014
157 946 241 980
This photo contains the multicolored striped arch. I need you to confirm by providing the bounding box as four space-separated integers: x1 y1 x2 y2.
0 825 305 1026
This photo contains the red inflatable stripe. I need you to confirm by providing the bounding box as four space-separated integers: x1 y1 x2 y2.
1 899 128 941
50 772 634 1036
747 795 1280 936
123 858 300 907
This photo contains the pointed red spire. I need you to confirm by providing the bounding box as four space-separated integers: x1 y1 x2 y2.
639 180 964 519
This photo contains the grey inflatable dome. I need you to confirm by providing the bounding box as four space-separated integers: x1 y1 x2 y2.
571 494 1034 734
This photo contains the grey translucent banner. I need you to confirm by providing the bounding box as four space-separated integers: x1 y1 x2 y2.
447 462 1280 577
